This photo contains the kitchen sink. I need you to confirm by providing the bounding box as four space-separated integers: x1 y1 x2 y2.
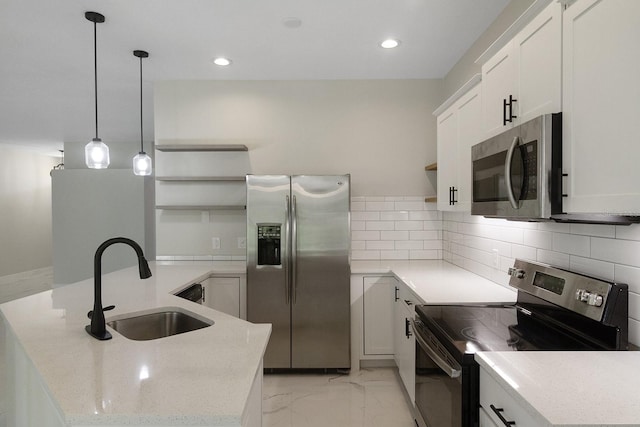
107 309 213 341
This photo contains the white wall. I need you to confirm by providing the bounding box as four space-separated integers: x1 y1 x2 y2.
153 80 443 258
443 212 640 347
0 145 56 277
154 80 442 197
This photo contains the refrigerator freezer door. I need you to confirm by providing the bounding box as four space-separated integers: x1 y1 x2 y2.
291 175 351 368
247 175 292 368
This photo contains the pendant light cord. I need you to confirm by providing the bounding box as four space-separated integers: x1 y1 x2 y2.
93 20 99 140
139 56 144 153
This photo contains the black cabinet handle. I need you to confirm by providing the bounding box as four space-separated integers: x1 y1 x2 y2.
394 286 399 302
503 98 509 126
490 404 516 426
405 318 412 338
508 95 518 122
452 187 458 205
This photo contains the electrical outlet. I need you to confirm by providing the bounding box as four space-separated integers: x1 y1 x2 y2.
212 237 221 250
492 249 500 268
237 237 246 249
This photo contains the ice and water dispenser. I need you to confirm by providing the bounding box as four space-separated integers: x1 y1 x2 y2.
257 224 281 266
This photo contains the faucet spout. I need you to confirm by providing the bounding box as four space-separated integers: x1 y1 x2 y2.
85 237 152 341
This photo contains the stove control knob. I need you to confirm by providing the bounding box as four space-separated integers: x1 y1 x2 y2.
587 293 604 307
508 268 526 279
576 289 590 302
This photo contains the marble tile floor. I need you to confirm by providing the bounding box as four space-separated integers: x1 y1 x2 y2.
263 367 416 427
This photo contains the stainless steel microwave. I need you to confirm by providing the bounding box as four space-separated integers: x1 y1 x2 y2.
471 113 562 220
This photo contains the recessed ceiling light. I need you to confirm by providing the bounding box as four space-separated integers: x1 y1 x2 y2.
380 39 400 49
282 17 302 29
213 57 231 66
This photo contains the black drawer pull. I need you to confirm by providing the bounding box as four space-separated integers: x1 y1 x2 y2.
405 318 412 338
394 286 399 302
490 404 516 426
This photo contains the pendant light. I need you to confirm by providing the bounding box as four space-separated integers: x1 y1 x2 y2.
84 11 110 169
132 50 152 176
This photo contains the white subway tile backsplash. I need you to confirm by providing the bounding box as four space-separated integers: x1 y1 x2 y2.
351 241 366 250
511 244 537 261
352 230 380 241
380 250 409 260
380 211 409 221
443 221 459 232
352 211 380 221
570 223 615 238
351 196 367 202
351 201 366 211
523 229 553 249
630 319 640 346
410 250 440 260
614 264 640 294
537 249 570 269
552 233 590 257
366 201 395 211
615 224 640 241
409 210 440 221
395 201 424 211
381 230 409 241
366 221 395 231
423 240 443 250
410 230 439 240
592 237 640 267
423 202 438 211
395 241 424 250
423 221 442 230
365 196 386 202
395 220 424 231
629 293 640 322
366 241 395 250
569 256 614 281
351 221 366 231
352 250 380 260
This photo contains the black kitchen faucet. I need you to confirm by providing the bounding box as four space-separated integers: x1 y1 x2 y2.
85 237 152 341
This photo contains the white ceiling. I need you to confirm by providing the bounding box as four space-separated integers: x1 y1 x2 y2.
0 0 508 155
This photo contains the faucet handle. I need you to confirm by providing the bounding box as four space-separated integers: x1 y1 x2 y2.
87 305 115 319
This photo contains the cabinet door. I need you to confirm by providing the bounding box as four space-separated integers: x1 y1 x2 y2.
203 277 241 318
436 106 458 211
562 0 640 214
454 84 482 212
513 1 562 124
479 407 500 427
394 298 415 405
363 276 396 355
481 42 517 138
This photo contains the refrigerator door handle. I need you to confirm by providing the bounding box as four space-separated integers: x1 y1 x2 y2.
285 195 291 305
291 194 298 304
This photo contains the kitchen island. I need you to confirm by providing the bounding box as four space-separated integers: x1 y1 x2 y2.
0 262 270 426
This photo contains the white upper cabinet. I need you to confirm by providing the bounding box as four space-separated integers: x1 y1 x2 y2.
562 0 640 214
481 1 562 139
436 80 482 212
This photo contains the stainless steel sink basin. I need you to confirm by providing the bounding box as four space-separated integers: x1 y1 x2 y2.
107 309 213 341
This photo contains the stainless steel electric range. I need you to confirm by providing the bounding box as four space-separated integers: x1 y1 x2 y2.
412 259 629 427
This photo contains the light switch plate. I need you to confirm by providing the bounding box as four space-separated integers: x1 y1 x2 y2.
212 237 221 250
237 237 246 249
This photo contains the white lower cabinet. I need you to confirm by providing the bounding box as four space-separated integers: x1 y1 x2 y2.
362 276 397 355
202 275 246 319
480 367 538 427
393 286 416 405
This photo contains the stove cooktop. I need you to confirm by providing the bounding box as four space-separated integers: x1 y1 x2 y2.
416 303 597 363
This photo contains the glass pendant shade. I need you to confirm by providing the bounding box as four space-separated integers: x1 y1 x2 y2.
133 151 152 176
85 138 110 169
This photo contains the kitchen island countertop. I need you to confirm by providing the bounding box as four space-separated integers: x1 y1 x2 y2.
0 262 270 426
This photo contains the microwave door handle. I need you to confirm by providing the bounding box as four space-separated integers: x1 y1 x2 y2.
504 136 521 210
410 318 461 379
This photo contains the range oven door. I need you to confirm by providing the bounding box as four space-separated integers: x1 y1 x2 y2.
412 318 464 427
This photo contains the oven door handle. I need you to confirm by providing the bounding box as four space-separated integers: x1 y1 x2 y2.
411 318 462 379
504 135 521 210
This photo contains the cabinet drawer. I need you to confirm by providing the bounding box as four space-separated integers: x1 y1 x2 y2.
480 368 540 427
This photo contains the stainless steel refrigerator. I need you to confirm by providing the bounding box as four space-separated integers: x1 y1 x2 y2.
246 175 351 369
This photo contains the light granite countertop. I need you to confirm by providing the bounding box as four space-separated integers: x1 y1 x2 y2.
0 262 270 426
476 351 640 426
351 260 517 304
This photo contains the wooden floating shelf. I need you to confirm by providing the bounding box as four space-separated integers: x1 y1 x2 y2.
425 163 438 171
156 176 246 182
156 205 246 211
424 197 437 203
156 144 248 152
